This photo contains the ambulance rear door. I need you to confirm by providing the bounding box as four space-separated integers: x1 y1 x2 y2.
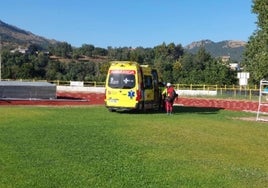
106 70 138 108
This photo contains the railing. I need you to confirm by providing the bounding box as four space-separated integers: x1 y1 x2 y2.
48 80 105 87
0 79 261 101
174 84 259 101
1 79 106 87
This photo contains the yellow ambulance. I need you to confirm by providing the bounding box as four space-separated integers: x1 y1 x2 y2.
105 61 161 111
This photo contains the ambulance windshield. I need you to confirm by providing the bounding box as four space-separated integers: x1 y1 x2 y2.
108 74 135 89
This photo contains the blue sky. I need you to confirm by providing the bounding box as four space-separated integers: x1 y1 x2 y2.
0 0 257 48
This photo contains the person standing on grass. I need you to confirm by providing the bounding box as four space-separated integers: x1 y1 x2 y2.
162 83 177 115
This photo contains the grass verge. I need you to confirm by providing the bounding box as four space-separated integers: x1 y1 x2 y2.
0 106 267 187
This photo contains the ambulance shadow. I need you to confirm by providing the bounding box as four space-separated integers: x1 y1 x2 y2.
57 96 83 100
172 106 223 114
121 106 223 115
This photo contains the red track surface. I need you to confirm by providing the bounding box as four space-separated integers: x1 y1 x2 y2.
0 91 266 112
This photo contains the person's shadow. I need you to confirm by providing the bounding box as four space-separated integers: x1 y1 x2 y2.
172 106 223 115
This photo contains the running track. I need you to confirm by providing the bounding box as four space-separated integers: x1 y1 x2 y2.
0 91 267 112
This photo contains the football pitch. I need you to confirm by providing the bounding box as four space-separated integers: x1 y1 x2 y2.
0 106 267 187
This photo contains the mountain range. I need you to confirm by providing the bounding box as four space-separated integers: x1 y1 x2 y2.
185 39 246 62
0 20 246 62
0 20 58 49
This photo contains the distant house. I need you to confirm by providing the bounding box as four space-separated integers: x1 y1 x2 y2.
221 55 230 62
10 47 29 54
49 55 60 61
220 55 240 71
229 63 240 71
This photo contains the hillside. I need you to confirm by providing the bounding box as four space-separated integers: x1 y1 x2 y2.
0 20 246 62
184 39 246 62
0 20 58 49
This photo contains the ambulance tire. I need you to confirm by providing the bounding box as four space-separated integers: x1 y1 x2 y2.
108 108 116 112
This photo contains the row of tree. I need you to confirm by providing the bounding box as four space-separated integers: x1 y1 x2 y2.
1 42 238 85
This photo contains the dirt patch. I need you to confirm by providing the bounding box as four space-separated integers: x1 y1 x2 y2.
233 116 268 123
234 117 257 122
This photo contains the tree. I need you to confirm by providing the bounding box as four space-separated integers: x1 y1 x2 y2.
166 43 184 61
45 61 65 80
173 48 236 85
18 63 34 79
242 0 268 84
49 42 73 58
92 47 108 57
80 44 95 57
203 59 236 85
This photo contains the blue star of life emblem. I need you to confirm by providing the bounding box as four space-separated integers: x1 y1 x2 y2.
128 90 135 99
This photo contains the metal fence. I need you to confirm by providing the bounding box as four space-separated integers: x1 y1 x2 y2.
47 80 105 87
174 84 259 101
1 79 261 101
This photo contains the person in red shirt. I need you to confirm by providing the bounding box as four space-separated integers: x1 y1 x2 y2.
162 83 177 115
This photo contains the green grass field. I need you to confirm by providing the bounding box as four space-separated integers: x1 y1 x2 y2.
0 106 268 187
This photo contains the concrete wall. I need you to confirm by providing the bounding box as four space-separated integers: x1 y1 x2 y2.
0 81 56 99
56 86 216 96
57 86 105 93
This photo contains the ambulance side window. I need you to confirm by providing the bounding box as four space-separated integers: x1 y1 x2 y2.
144 76 153 89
